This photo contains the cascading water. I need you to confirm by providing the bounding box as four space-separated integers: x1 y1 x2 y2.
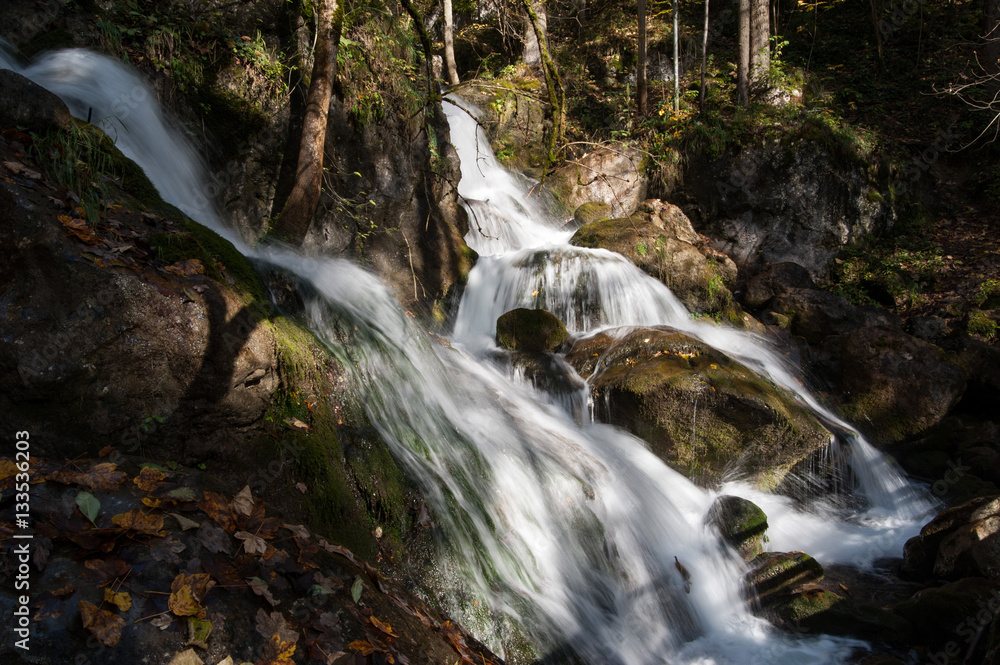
7 45 936 664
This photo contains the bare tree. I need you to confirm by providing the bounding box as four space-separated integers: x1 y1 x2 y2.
638 0 647 116
699 0 709 111
444 0 460 85
271 0 341 242
750 0 769 87
738 0 750 104
522 0 565 163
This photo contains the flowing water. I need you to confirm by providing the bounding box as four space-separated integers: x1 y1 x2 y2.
4 46 938 664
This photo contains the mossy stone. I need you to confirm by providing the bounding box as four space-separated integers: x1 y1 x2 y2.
707 495 769 560
496 308 569 353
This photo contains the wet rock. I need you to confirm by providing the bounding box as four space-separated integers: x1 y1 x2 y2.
570 199 739 315
706 495 769 560
902 495 1000 581
496 307 569 353
745 551 825 605
827 326 966 446
743 262 816 310
546 143 647 217
0 68 73 131
572 201 613 228
565 327 831 485
893 577 1000 652
909 315 951 344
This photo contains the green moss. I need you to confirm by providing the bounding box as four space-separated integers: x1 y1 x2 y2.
496 308 569 353
968 310 998 340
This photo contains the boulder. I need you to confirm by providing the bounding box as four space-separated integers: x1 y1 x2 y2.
893 577 1000 651
565 327 831 485
496 307 569 353
706 495 769 560
827 326 966 446
0 68 73 131
572 201 613 228
768 287 899 344
546 143 648 217
743 262 816 310
745 551 825 606
571 199 738 315
902 496 1000 581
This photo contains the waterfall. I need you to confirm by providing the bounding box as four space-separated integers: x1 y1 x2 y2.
8 46 936 664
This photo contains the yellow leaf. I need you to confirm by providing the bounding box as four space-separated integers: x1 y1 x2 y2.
103 588 132 612
79 599 125 647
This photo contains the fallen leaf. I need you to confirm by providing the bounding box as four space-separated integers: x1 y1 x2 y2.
196 523 232 555
167 486 202 502
0 459 19 481
283 523 310 539
167 648 204 665
168 512 200 531
259 633 297 665
255 609 299 644
369 616 398 638
84 557 130 587
231 485 255 517
186 617 213 649
152 614 174 630
151 536 187 564
134 466 167 492
112 509 166 536
294 482 307 494
215 658 234 665
199 491 236 532
235 530 267 555
168 573 215 618
284 417 310 432
50 583 75 598
348 640 377 655
164 259 205 276
201 554 242 587
350 577 363 604
76 491 101 524
103 588 132 612
79 599 125 647
98 446 115 457
247 577 279 607
59 214 101 244
76 462 127 490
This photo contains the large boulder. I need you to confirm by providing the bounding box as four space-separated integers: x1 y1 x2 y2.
571 199 738 315
565 327 831 485
893 577 1000 652
663 141 894 282
707 495 769 560
767 288 899 344
496 307 569 353
743 262 816 310
0 68 73 131
546 143 648 217
825 326 966 446
902 495 1000 581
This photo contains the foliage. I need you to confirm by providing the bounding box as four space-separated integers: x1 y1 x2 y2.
832 243 946 309
967 309 998 340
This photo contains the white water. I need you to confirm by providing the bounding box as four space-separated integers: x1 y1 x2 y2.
7 46 936 664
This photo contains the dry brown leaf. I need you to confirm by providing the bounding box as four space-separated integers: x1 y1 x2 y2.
348 640 378 655
167 648 204 665
150 536 187 564
196 523 232 555
254 609 298 644
103 588 132 612
77 462 127 491
258 634 296 665
134 466 167 492
234 530 267 555
369 616 398 638
282 523 310 539
231 485 255 517
59 214 101 244
79 599 125 647
0 459 19 481
247 577 279 607
170 512 201 531
83 557 130 587
284 417 310 432
111 509 165 536
98 445 115 458
168 573 215 618
199 491 236 532
164 259 205 276
151 614 174 630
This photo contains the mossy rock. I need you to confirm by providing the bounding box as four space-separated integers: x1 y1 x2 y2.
573 201 613 227
566 328 830 485
771 588 913 641
496 307 569 353
707 495 769 560
746 551 825 604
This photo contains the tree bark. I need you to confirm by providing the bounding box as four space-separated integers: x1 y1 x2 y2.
750 0 770 88
522 0 564 164
738 0 750 104
638 0 647 116
444 0 460 85
673 0 680 112
700 0 709 111
523 0 547 67
272 0 341 242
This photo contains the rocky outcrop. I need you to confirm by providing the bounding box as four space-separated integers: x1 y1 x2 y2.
826 326 966 446
565 327 831 485
571 199 738 315
496 307 569 353
545 143 648 217
0 69 73 131
902 495 1000 581
661 141 894 282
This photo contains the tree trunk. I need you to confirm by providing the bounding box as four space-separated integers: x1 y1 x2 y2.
272 0 341 242
738 0 750 104
700 0 710 111
750 0 769 88
522 0 564 164
673 0 680 112
444 0 459 85
984 0 1000 79
523 0 547 67
638 0 647 116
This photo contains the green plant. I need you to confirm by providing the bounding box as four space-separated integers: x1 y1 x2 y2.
967 310 998 340
974 279 1000 309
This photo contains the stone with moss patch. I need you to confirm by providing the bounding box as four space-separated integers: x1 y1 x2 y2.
707 495 769 560
496 308 569 353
